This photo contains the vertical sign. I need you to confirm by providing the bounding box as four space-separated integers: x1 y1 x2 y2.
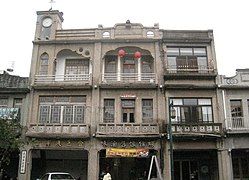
20 150 27 174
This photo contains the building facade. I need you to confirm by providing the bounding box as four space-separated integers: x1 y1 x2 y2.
218 69 249 180
0 71 29 179
11 9 248 180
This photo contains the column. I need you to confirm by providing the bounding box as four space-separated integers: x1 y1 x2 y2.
218 149 233 180
163 141 171 180
138 57 141 81
117 56 121 81
87 148 99 180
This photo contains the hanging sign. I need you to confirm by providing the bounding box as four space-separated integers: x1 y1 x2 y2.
106 148 149 157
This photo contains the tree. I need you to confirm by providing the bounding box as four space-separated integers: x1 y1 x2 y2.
0 109 22 179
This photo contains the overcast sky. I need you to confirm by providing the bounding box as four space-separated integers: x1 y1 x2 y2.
0 0 248 77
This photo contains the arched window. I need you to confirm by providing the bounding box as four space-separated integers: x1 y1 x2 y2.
39 53 49 75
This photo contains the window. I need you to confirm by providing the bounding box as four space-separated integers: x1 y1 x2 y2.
0 98 8 107
123 56 136 73
122 100 135 123
230 100 243 117
39 53 49 75
170 98 213 123
104 99 115 123
141 58 153 73
167 47 207 72
65 59 89 80
105 57 117 73
142 99 153 123
39 96 86 124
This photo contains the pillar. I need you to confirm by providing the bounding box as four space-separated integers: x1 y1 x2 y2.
87 148 99 180
218 149 233 180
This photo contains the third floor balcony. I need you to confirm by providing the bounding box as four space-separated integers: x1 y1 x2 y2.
164 47 217 80
33 74 92 88
101 73 157 85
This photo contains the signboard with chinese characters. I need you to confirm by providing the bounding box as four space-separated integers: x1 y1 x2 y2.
20 150 27 174
106 148 149 157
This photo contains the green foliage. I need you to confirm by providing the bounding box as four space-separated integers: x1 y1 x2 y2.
0 118 22 170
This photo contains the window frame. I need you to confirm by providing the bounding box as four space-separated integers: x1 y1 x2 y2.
38 96 86 124
142 99 153 123
167 47 208 72
230 99 243 117
170 98 213 123
103 99 115 123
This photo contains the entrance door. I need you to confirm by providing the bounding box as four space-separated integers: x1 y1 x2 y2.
174 160 199 180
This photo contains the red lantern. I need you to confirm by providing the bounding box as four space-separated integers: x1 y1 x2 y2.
134 51 141 59
118 49 125 57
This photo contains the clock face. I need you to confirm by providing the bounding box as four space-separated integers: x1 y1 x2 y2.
42 17 53 27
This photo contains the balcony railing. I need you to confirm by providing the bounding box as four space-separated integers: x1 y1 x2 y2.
96 123 160 137
226 117 249 131
34 74 91 85
165 65 214 74
167 122 222 136
0 108 20 121
26 123 90 138
102 73 157 83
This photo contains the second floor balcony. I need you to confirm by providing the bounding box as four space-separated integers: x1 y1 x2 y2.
26 123 90 138
167 122 222 137
96 123 160 138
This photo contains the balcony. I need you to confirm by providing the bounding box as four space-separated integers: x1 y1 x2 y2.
96 123 160 138
167 122 222 137
101 73 157 88
164 65 217 80
0 108 20 121
33 74 92 88
226 117 249 133
26 123 90 138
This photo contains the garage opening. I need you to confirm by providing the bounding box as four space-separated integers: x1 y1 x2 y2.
31 149 88 180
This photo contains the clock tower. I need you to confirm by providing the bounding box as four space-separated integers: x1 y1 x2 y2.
34 10 63 41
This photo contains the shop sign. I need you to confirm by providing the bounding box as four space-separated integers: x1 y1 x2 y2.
101 140 154 148
120 94 136 98
106 148 149 157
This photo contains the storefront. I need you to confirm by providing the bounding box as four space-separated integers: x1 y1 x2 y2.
98 140 160 180
173 150 219 180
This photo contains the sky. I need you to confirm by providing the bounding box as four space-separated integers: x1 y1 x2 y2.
0 0 248 77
